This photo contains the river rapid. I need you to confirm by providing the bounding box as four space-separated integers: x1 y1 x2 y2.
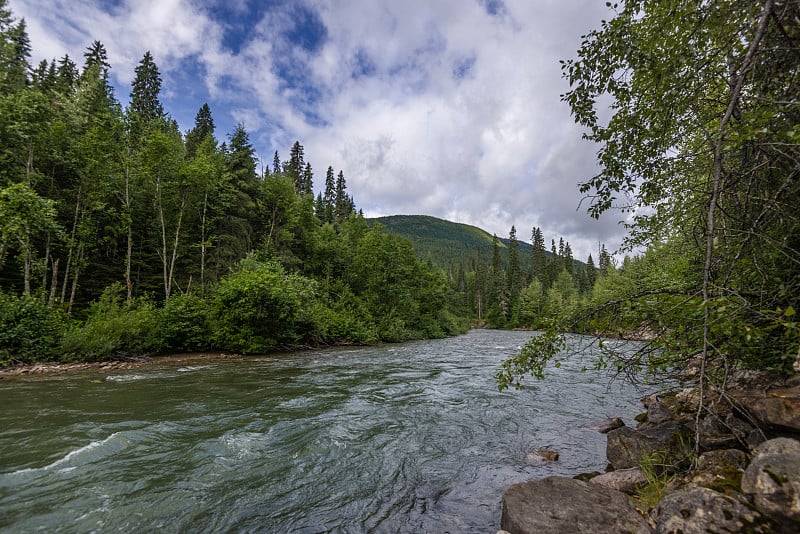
0 329 650 533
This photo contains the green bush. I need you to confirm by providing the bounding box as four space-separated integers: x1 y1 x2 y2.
159 293 211 352
0 291 66 366
59 284 162 361
210 259 319 353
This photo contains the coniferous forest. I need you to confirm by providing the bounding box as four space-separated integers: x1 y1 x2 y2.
0 2 476 365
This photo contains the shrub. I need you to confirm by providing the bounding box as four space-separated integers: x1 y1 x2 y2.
59 284 162 361
210 259 319 353
0 291 66 366
159 293 211 352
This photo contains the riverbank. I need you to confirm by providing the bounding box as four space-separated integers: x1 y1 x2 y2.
500 370 800 533
0 353 246 379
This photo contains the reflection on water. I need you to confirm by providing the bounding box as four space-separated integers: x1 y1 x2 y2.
0 330 650 532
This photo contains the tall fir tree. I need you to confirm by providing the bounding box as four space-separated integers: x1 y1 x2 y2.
129 51 164 129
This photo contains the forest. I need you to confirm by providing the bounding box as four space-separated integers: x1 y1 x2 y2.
0 0 475 365
0 0 635 367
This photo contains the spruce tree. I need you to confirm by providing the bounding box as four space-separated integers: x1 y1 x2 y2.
288 141 304 191
185 103 215 158
506 225 522 303
129 51 164 126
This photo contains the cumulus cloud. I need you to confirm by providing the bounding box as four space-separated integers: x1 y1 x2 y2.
10 0 628 261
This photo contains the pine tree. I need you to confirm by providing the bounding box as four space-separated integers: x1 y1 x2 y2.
185 103 215 158
322 165 335 223
586 254 597 290
82 40 110 80
55 54 78 93
0 5 30 90
530 226 547 284
288 141 304 191
335 170 351 222
506 225 522 302
272 150 281 175
563 241 574 274
598 244 612 275
129 51 164 127
302 161 313 195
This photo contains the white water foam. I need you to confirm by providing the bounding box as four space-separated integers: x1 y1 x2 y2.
9 432 125 477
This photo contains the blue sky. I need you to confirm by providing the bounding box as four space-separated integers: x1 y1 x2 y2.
11 0 626 261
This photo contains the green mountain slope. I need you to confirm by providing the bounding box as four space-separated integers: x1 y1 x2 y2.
368 214 535 271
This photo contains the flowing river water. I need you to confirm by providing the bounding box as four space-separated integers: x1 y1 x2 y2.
0 329 651 533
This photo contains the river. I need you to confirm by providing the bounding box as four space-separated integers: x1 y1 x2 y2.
0 329 650 533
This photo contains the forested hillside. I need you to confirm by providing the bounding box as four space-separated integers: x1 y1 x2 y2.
371 214 606 328
0 1 468 365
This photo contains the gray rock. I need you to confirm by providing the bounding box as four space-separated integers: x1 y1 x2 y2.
731 386 800 432
501 476 652 533
606 422 693 471
646 400 674 426
590 467 647 494
655 486 766 533
690 449 747 494
588 417 626 434
741 437 800 528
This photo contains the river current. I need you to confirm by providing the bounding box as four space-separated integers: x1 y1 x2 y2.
0 329 651 533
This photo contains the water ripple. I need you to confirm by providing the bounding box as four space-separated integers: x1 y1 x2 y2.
0 330 651 532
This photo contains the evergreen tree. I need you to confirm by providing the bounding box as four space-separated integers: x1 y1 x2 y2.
530 226 547 284
82 40 110 80
288 141 304 191
506 225 523 303
302 161 313 195
598 245 612 275
55 54 78 93
185 103 215 158
586 253 597 289
563 241 574 274
272 150 281 175
0 3 30 91
322 165 335 223
129 51 164 127
335 170 351 222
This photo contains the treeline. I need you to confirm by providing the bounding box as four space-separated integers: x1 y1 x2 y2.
0 2 467 365
451 226 613 329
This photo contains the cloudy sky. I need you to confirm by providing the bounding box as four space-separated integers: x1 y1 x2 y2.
11 0 627 261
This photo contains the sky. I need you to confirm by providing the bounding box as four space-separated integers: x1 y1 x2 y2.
11 0 628 261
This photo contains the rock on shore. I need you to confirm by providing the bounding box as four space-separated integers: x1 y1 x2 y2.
500 379 800 533
501 476 652 533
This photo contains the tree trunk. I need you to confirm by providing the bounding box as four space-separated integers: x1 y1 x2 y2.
124 152 133 302
166 192 187 300
67 242 84 316
62 185 82 303
200 188 208 294
49 258 59 306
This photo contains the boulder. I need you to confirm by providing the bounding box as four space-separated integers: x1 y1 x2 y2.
587 417 626 434
690 449 747 494
697 415 741 450
730 386 800 433
645 399 674 426
741 437 800 528
606 422 693 471
590 467 647 494
655 486 767 533
501 476 652 533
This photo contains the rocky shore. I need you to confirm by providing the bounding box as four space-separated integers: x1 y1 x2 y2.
0 353 244 379
500 371 800 533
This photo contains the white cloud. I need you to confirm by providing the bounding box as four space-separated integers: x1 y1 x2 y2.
10 0 627 261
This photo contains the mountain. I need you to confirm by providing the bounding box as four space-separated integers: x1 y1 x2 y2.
368 214 535 272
